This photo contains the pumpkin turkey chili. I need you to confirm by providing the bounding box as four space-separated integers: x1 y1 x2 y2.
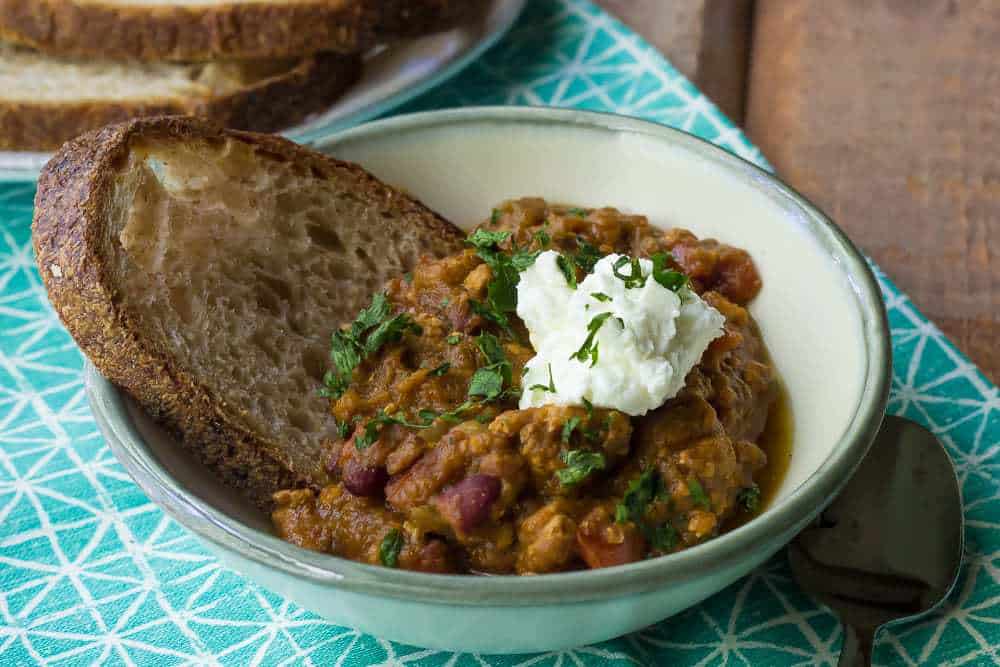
271 198 788 574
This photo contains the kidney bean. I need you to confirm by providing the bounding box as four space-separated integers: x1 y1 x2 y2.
437 474 502 532
342 460 389 497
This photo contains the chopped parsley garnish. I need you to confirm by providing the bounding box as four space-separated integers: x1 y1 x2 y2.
466 229 524 336
615 468 677 552
489 208 502 226
355 409 437 450
738 484 762 512
379 529 404 567
645 522 678 552
467 333 513 401
322 293 421 399
440 297 450 307
529 363 557 393
612 255 647 289
582 397 594 418
651 252 688 292
428 362 451 377
590 292 611 302
556 254 578 289
446 333 462 345
687 478 711 509
573 238 603 274
615 468 663 524
469 299 513 335
561 416 582 443
467 228 512 250
566 207 587 217
511 248 541 271
534 229 551 248
469 367 504 399
571 312 612 367
334 418 351 439
557 449 606 486
403 272 413 284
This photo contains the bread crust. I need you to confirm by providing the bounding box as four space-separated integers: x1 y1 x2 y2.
33 116 466 507
0 51 362 151
0 0 486 61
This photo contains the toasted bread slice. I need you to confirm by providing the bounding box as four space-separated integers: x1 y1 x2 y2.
0 42 361 151
34 117 466 507
0 0 487 61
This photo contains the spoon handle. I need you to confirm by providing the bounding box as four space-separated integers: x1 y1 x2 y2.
838 624 874 667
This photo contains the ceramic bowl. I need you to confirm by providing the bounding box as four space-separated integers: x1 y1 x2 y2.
86 107 891 653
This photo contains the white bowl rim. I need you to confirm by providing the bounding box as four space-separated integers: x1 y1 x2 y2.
87 106 891 606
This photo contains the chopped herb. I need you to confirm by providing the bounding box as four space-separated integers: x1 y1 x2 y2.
651 253 688 292
590 292 611 302
573 239 603 274
476 332 506 365
467 228 511 250
476 413 493 424
687 478 711 509
403 272 413 284
566 207 587 217
511 248 541 271
582 397 594 418
322 293 420 399
440 297 450 307
534 229 551 248
438 400 478 422
467 333 512 400
466 228 524 335
616 468 662 524
468 367 505 399
557 450 606 486
469 299 513 336
334 418 351 439
529 363 557 393
417 409 439 422
612 256 647 289
428 362 451 377
379 529 404 567
561 416 582 443
490 208 502 226
644 522 678 552
556 254 578 289
355 409 437 450
446 333 462 345
738 484 762 512
571 312 612 367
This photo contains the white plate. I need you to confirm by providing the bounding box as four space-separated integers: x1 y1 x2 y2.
0 0 526 181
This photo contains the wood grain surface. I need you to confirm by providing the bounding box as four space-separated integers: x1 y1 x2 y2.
594 0 752 122
745 0 999 382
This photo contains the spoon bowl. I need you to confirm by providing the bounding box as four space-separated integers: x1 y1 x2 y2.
789 415 964 665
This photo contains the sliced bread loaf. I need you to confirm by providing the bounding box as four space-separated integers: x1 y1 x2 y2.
0 0 487 61
33 116 467 507
0 43 361 150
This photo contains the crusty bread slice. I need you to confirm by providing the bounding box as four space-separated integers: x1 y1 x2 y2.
34 116 466 507
0 0 487 61
0 42 361 151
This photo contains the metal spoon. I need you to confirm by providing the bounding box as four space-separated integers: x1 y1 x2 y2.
788 415 964 666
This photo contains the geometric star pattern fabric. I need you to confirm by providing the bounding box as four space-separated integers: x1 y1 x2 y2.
1 1 997 664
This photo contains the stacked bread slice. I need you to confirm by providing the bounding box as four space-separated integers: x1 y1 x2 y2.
0 0 485 150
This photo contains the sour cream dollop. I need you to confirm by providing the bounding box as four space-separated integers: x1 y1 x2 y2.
517 251 725 416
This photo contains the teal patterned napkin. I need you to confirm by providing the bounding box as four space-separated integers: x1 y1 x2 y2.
1 1 997 664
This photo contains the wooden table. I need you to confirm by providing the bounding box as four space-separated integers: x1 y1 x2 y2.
596 0 999 382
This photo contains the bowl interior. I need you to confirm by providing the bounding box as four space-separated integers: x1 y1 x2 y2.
324 111 870 502
89 108 887 602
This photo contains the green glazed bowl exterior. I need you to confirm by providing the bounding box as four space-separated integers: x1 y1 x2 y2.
85 107 891 653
